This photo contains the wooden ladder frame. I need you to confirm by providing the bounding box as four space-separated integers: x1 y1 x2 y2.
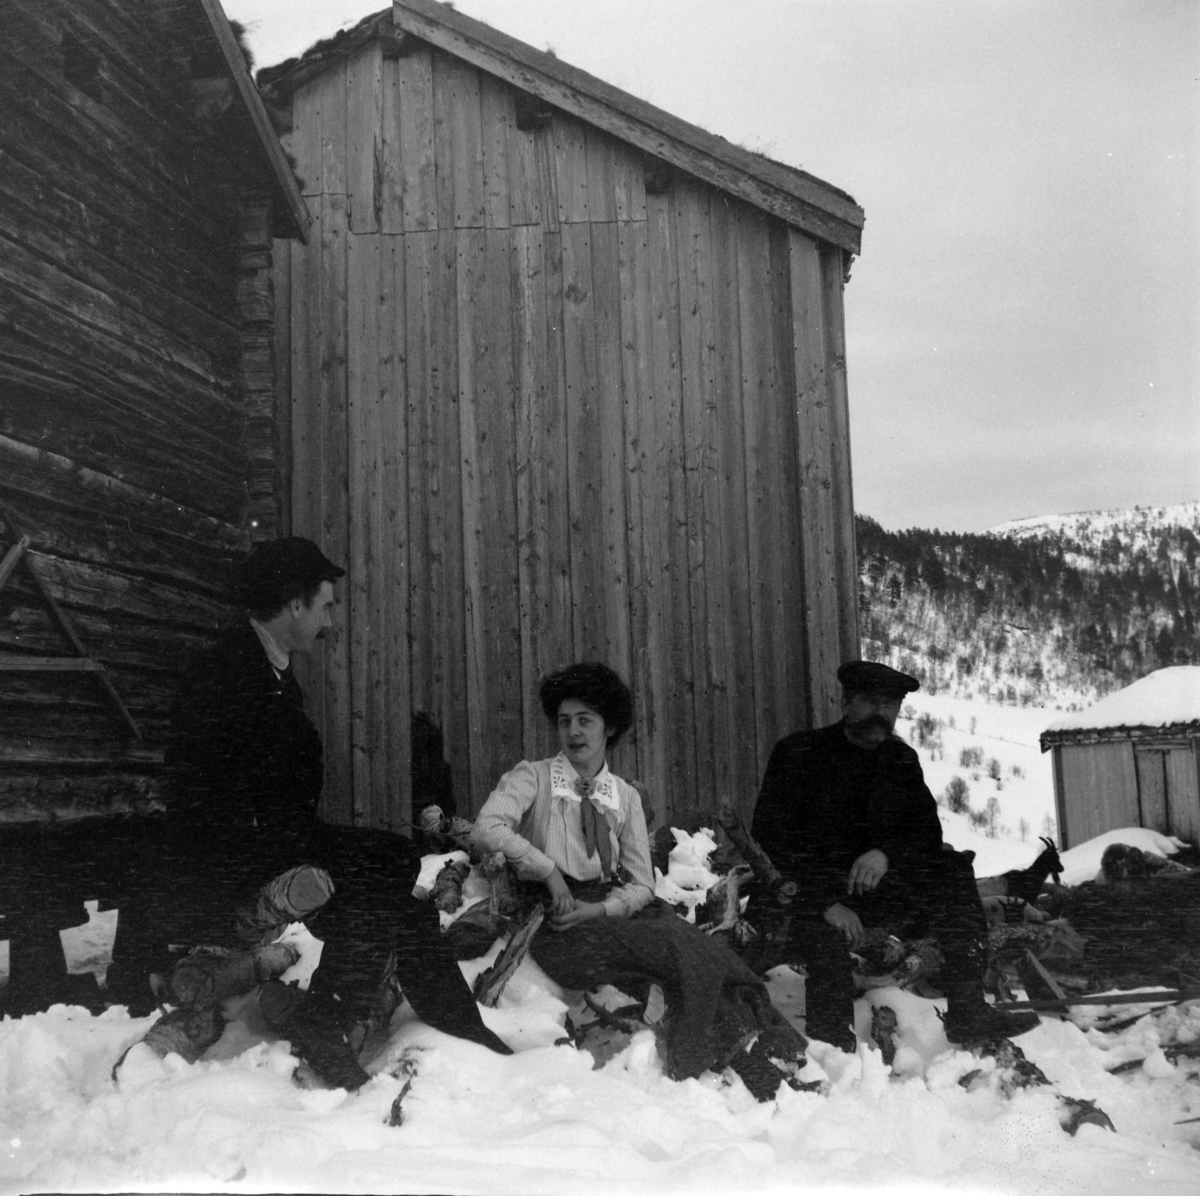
0 498 141 740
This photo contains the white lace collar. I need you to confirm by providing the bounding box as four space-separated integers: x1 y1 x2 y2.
549 753 620 812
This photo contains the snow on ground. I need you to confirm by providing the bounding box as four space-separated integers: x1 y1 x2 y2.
5 696 1200 1194
3 956 1200 1196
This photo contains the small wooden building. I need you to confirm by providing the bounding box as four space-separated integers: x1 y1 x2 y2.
0 0 308 819
263 0 865 832
1041 667 1200 849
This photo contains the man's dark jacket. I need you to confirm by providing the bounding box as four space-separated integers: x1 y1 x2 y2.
751 721 945 914
149 620 511 1055
167 621 322 851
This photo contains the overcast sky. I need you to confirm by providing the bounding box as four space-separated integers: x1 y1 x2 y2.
229 0 1199 534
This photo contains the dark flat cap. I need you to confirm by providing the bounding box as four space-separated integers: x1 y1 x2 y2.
239 537 344 612
836 660 920 697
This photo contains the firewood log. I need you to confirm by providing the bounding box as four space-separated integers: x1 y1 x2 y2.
473 903 545 1007
236 864 335 943
717 801 798 906
169 941 301 1009
870 1004 900 1066
480 851 521 921
112 1006 224 1076
431 858 472 912
696 864 753 934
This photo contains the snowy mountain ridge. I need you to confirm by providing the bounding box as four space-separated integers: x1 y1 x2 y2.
856 501 1199 709
989 501 1200 573
990 500 1199 542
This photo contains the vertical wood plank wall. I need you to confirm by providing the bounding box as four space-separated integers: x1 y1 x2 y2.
277 44 859 830
1165 743 1200 843
1054 735 1200 848
1058 742 1139 848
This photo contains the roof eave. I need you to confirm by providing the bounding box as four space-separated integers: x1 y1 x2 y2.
1040 722 1200 751
195 0 311 243
390 0 863 254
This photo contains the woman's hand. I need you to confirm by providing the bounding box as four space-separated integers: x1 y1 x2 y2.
550 901 607 932
544 867 575 917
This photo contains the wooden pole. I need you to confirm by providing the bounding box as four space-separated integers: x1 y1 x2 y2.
993 988 1200 1012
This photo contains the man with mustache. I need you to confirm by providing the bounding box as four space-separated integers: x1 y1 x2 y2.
751 660 1039 1051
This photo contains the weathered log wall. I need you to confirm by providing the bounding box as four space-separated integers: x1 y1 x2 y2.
0 0 286 817
275 40 859 834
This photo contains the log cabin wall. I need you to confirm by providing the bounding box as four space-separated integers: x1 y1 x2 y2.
0 0 300 819
272 28 861 833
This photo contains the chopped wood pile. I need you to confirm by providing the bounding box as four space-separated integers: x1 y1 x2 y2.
1041 866 1200 994
420 804 1200 1014
114 865 337 1073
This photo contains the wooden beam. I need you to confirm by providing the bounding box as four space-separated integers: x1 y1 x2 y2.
0 498 141 739
391 0 863 253
193 0 311 243
0 535 31 590
0 656 106 672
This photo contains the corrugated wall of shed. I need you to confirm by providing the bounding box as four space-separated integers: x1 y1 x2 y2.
0 0 275 816
1056 741 1139 848
276 43 858 831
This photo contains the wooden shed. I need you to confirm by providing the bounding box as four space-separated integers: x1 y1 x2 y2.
0 0 308 819
263 0 864 834
1041 667 1200 849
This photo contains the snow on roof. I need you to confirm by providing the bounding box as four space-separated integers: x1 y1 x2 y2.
1044 666 1200 734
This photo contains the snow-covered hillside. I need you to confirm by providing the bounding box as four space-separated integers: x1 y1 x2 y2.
895 691 1060 877
857 501 1199 709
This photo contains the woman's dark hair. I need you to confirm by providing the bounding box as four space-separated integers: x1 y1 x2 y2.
539 662 634 746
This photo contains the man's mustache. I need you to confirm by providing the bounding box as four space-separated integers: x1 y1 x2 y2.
845 713 894 733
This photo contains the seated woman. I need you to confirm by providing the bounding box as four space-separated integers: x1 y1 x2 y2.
471 662 807 1101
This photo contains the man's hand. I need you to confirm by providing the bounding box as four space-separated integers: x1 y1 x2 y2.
550 901 607 931
544 868 575 917
823 902 865 947
847 849 888 896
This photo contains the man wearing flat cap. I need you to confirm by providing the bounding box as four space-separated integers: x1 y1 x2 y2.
111 537 510 1086
750 660 1038 1050
167 536 344 854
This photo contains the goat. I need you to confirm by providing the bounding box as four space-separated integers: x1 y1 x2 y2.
977 837 1064 924
1007 836 1064 904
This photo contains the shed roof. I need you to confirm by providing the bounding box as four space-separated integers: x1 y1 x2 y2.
1041 666 1200 747
257 0 864 254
